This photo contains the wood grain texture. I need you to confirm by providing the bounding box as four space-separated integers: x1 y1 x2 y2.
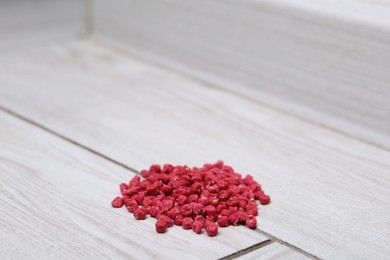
236 243 309 260
0 110 268 259
92 0 390 149
0 0 83 51
0 41 390 259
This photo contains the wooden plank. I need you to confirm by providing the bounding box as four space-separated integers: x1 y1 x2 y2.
0 41 389 259
236 243 309 260
0 110 268 259
92 0 390 148
0 0 83 51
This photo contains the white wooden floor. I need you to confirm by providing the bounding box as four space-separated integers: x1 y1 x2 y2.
0 40 389 259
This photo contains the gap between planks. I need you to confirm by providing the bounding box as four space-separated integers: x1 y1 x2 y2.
0 104 318 260
0 104 138 175
253 230 319 259
86 37 390 153
219 240 274 260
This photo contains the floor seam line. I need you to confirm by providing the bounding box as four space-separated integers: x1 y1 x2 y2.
253 229 320 259
0 104 140 175
218 240 274 260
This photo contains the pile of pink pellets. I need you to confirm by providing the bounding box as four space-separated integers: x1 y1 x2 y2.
111 161 270 236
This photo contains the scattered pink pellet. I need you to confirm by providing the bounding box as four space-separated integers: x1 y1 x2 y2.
111 197 124 208
206 222 218 237
155 220 167 233
246 216 257 229
192 220 203 234
133 208 147 220
259 195 271 205
158 215 173 227
217 216 230 227
182 217 194 230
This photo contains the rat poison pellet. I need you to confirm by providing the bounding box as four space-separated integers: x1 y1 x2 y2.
192 220 203 234
111 197 124 208
155 220 168 233
245 216 257 229
111 161 270 236
182 217 194 230
205 222 218 237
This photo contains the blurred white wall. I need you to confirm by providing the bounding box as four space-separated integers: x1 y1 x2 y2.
0 0 84 49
